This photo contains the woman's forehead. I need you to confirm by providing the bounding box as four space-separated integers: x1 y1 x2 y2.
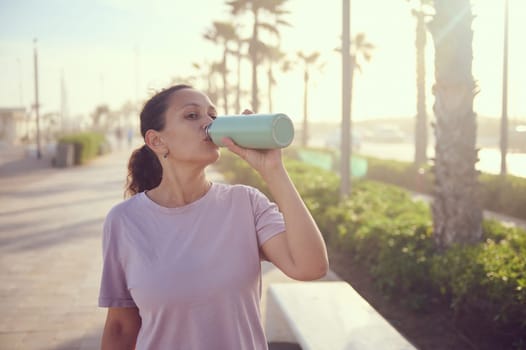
169 88 214 109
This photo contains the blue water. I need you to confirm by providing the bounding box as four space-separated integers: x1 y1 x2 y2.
308 139 525 178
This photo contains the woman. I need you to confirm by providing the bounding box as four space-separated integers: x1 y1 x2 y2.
99 84 328 349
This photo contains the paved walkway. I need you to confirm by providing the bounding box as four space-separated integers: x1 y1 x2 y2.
0 146 338 350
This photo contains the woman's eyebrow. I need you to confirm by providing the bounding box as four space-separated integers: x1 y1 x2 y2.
181 102 201 109
181 102 216 109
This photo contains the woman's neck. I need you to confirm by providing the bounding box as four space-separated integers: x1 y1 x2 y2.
147 170 211 208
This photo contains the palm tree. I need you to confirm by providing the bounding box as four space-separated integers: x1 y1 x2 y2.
428 0 482 250
337 30 374 198
204 21 238 114
297 51 324 147
231 26 249 114
209 61 225 105
226 0 290 112
119 100 136 132
181 62 208 91
408 0 433 166
186 61 222 104
260 44 285 112
349 33 374 90
91 104 110 130
500 0 509 175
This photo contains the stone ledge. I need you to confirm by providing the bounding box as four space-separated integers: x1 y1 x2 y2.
265 281 416 350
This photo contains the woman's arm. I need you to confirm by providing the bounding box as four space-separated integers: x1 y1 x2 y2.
223 138 329 281
101 307 141 350
260 164 329 280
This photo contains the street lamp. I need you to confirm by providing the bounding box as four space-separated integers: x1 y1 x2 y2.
33 38 42 159
340 0 352 198
500 0 509 176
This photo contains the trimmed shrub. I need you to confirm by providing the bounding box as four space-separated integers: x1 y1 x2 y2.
57 132 108 165
479 173 526 221
286 147 526 221
430 224 526 345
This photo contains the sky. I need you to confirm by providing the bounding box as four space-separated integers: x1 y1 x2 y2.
0 0 525 125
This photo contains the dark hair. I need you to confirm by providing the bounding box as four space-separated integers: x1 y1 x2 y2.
125 84 193 197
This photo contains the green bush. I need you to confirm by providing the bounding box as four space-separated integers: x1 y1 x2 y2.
364 157 434 194
430 226 526 344
286 147 526 221
214 151 268 196
285 159 340 223
57 132 108 165
324 181 436 309
364 155 526 221
479 173 526 220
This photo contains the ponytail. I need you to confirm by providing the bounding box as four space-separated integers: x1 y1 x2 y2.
125 145 162 198
124 84 193 198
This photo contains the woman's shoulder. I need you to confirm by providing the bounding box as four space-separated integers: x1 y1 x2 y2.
211 182 270 205
105 193 144 220
212 182 260 196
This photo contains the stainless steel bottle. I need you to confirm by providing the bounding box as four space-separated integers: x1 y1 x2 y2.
205 113 295 149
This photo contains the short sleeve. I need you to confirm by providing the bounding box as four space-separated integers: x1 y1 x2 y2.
98 211 137 308
249 187 286 246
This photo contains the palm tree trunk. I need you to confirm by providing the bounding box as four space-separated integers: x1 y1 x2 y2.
250 9 259 112
414 6 428 166
267 66 273 112
429 0 482 250
236 46 242 114
222 50 229 114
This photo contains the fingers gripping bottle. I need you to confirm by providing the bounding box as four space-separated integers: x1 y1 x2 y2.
205 113 295 149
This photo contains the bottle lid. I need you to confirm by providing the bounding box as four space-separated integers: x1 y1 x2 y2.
272 114 294 147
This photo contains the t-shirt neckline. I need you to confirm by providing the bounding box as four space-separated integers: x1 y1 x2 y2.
140 183 216 214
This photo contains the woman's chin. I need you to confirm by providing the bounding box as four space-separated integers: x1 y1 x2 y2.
203 149 221 165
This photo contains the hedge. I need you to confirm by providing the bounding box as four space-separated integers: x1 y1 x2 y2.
214 151 526 349
57 132 109 165
285 146 526 221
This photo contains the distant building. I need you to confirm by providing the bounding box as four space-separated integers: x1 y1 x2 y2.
0 107 28 146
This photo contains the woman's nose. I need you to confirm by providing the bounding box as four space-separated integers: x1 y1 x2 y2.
202 115 215 125
201 116 214 130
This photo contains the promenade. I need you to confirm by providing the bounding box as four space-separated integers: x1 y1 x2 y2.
0 146 337 350
0 147 131 349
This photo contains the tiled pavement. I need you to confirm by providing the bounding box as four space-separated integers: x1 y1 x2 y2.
1 147 130 349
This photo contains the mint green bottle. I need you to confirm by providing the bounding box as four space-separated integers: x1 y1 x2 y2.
205 113 295 149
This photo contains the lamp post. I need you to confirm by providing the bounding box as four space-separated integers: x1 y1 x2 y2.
500 0 509 176
340 0 352 198
33 38 42 159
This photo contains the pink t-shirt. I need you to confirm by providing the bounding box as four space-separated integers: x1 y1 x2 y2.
99 183 285 350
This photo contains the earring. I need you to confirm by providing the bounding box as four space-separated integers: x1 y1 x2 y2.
163 151 169 159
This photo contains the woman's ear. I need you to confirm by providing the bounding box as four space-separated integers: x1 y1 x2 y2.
144 129 166 157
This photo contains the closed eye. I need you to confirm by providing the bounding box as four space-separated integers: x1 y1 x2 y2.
185 112 199 120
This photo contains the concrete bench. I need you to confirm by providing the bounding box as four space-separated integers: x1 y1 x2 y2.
265 281 416 350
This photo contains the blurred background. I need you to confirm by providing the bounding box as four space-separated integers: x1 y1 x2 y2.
0 0 525 176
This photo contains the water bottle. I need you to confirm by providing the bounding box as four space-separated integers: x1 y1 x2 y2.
204 113 295 149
